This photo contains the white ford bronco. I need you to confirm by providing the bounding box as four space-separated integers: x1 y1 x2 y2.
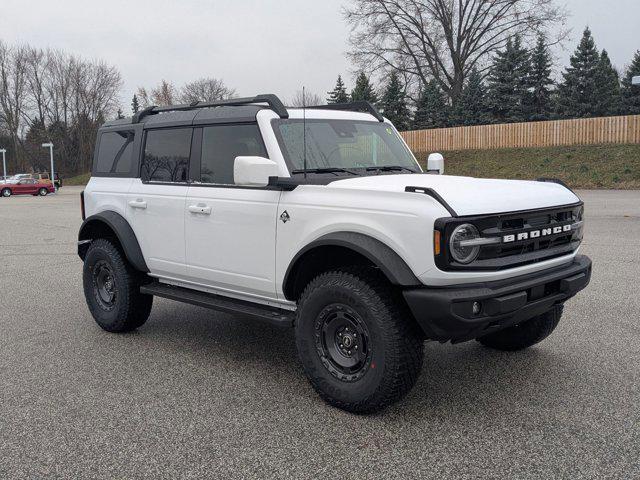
79 95 592 413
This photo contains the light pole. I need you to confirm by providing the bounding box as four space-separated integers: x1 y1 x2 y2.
42 142 55 193
0 149 6 183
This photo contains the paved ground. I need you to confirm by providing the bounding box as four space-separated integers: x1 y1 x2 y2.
0 186 638 479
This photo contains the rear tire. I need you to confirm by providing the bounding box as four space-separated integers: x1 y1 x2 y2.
477 305 563 351
295 267 424 413
83 238 153 333
1 188 11 197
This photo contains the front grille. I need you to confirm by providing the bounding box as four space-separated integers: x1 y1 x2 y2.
435 203 584 271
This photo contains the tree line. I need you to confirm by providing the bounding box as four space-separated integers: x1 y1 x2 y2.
0 40 121 175
326 28 640 131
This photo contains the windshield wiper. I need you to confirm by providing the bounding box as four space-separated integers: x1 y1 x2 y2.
291 167 360 176
365 165 418 174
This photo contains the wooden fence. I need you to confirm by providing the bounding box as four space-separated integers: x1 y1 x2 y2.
400 114 640 152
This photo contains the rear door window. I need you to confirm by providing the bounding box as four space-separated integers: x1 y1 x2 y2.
95 131 135 174
142 128 192 183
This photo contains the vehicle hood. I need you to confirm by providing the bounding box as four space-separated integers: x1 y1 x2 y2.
328 174 580 216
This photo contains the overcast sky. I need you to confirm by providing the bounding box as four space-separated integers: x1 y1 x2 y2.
2 0 638 113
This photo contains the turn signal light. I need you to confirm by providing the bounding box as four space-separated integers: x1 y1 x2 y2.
434 230 441 255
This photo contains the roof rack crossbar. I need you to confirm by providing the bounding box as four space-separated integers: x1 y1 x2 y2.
132 94 289 123
304 101 384 122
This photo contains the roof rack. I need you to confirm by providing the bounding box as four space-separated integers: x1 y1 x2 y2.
304 101 384 122
132 94 289 123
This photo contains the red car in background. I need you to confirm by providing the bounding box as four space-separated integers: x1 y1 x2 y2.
1 178 55 198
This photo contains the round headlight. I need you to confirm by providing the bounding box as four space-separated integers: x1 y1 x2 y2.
449 223 480 264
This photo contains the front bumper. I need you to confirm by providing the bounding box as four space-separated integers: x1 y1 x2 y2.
403 255 592 343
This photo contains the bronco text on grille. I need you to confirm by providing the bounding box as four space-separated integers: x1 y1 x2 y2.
435 203 584 271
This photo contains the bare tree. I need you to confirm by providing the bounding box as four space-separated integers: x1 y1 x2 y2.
1 40 122 173
344 0 568 104
136 87 152 109
288 90 324 107
180 77 235 104
0 41 28 167
24 46 50 125
137 80 178 107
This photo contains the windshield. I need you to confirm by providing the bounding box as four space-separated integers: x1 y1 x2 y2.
272 119 420 175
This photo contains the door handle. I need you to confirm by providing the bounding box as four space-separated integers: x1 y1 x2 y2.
188 204 212 215
128 199 147 209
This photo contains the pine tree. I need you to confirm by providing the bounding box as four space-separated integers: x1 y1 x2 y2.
379 72 411 130
593 50 622 116
413 80 449 129
131 94 140 114
527 35 555 120
453 67 489 126
326 75 349 104
486 35 531 123
621 50 640 114
556 27 601 118
350 72 378 104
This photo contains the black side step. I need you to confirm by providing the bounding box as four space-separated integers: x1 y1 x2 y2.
140 282 295 327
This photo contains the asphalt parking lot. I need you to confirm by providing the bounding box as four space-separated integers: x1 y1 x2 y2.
0 186 638 479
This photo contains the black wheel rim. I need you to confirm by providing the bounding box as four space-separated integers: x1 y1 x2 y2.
92 260 117 309
314 303 371 382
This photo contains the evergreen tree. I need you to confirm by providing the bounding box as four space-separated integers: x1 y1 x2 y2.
379 72 411 130
453 67 489 126
527 35 555 120
326 75 349 104
413 80 449 129
131 94 140 114
621 50 640 114
350 72 378 104
486 35 531 123
556 27 601 118
594 50 622 116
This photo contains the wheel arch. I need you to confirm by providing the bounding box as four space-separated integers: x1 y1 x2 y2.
78 211 148 272
283 232 421 301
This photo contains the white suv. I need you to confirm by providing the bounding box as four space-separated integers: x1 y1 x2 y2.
79 95 591 413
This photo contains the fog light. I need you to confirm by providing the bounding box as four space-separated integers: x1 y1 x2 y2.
472 301 482 315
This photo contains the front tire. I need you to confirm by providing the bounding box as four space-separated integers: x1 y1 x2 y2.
295 268 424 413
83 239 153 333
1 188 11 197
38 187 48 196
477 305 563 351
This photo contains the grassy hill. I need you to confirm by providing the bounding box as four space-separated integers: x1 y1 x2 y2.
415 143 640 189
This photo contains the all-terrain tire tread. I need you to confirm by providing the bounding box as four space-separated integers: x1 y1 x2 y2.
83 238 152 333
296 267 424 413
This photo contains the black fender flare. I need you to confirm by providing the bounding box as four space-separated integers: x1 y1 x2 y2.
283 232 421 300
78 211 148 272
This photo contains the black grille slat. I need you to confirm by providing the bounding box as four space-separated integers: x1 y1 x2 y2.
436 203 584 271
479 206 581 266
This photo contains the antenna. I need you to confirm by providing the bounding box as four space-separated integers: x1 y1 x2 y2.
303 86 307 180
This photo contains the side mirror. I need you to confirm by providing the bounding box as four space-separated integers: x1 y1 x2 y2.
234 156 279 187
427 153 444 175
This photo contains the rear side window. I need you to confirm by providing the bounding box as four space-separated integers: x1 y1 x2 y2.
142 128 192 183
200 124 266 184
95 131 135 174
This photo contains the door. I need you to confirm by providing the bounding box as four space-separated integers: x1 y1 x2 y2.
185 124 280 300
15 179 36 194
126 127 192 279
